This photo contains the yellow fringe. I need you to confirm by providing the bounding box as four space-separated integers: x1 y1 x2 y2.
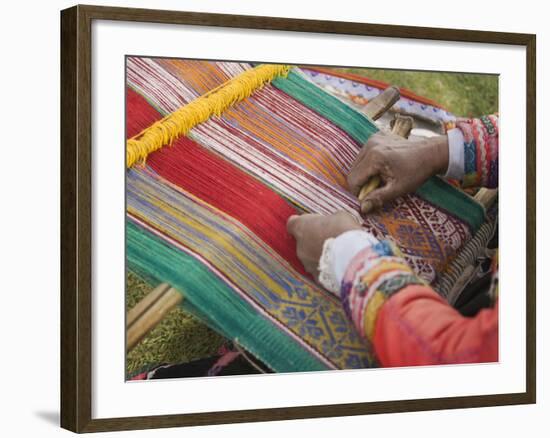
127 64 291 168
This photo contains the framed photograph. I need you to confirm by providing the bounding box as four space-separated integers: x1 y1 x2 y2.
60 4 536 432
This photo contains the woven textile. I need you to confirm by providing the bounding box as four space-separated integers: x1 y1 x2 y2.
301 67 457 125
126 58 487 371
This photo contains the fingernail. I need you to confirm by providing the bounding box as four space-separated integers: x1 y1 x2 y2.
286 215 299 231
361 200 373 214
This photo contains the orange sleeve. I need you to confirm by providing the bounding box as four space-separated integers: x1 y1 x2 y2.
373 285 498 367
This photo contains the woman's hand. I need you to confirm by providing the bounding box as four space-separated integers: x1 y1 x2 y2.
286 212 362 280
347 132 449 213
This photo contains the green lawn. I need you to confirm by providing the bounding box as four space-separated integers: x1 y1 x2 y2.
126 272 225 377
337 67 499 117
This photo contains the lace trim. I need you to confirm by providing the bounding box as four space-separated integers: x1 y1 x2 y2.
318 237 340 296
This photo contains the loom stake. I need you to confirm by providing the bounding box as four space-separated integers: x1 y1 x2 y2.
126 283 183 352
362 86 400 121
389 114 414 138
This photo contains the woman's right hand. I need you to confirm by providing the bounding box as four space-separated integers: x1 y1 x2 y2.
347 131 449 213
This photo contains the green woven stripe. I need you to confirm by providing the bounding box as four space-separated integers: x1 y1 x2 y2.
272 70 378 144
416 177 485 232
126 220 330 373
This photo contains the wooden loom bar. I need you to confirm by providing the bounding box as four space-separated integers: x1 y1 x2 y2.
390 114 414 138
126 284 183 352
127 282 171 328
362 85 401 121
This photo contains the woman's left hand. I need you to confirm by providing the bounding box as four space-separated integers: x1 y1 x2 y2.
286 211 362 280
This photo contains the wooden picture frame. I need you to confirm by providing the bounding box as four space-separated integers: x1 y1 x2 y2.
60 4 536 432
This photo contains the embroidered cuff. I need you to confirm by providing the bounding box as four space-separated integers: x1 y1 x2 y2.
340 241 425 340
456 116 499 188
317 230 379 297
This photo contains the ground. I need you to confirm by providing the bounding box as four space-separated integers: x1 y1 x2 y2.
126 272 225 377
126 66 499 376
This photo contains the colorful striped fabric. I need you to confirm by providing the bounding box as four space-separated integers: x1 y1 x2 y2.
301 67 457 126
126 58 488 371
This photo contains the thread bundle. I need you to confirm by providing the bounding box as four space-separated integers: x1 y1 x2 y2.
127 64 290 167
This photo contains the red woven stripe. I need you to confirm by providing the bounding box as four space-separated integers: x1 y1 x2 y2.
147 137 308 277
126 87 163 139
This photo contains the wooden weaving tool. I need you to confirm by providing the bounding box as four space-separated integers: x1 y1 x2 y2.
356 108 495 210
359 85 414 209
362 85 400 121
126 283 182 352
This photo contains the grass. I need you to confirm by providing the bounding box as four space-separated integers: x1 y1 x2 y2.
126 65 498 375
126 271 225 377
336 67 499 117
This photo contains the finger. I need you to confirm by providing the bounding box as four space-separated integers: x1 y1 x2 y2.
348 131 387 178
332 210 361 223
286 214 301 237
347 152 368 190
330 211 364 233
347 161 379 196
349 133 381 174
287 213 320 236
358 175 381 202
365 131 384 147
360 183 400 214
351 147 371 173
360 198 379 215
